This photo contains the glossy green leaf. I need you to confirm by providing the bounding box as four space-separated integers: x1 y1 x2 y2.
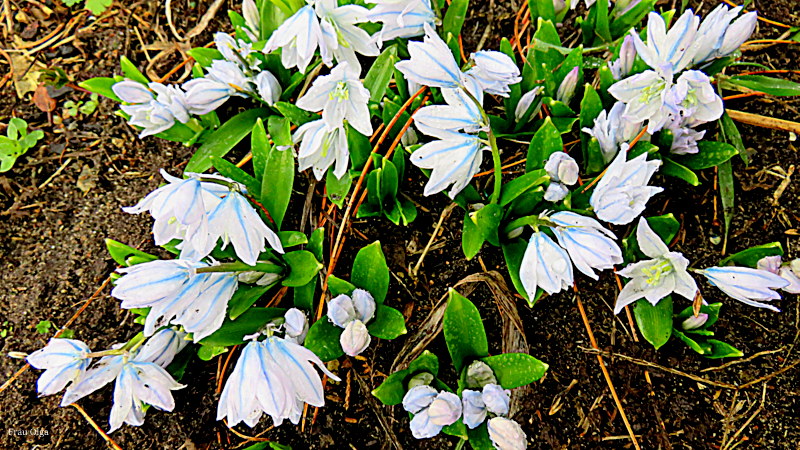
282 251 323 287
199 307 286 346
261 141 294 228
364 45 398 102
367 305 407 339
120 56 148 84
728 75 800 96
79 77 120 101
443 290 488 373
304 318 345 361
210 156 261 196
293 280 316 311
677 141 738 170
267 116 293 147
197 344 227 361
720 111 748 164
187 48 223 68
326 169 352 208
502 238 531 304
251 118 269 179
579 84 606 173
351 241 390 304
327 274 356 297
307 227 325 261
229 284 275 320
105 239 157 266
482 353 548 388
719 242 783 267
718 159 734 248
186 108 268 173
526 117 562 172
499 170 548 207
662 157 700 186
273 101 316 126
278 231 308 248
707 340 744 359
610 0 655 37
633 296 673 350
467 423 495 450
443 0 469 38
347 124 372 170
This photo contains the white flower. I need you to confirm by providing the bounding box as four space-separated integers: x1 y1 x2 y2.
296 62 372 136
283 308 309 344
183 60 252 115
133 327 188 368
113 80 191 138
465 50 521 97
609 35 636 80
396 23 463 89
487 417 527 450
262 5 324 73
582 101 643 163
669 70 723 124
242 0 260 41
665 116 706 155
207 189 284 265
327 289 376 356
366 0 436 44
514 86 544 123
689 5 757 66
608 69 677 133
543 182 570 202
699 266 789 312
254 70 282 105
217 337 340 428
461 389 487 429
681 313 709 330
549 211 623 280
293 119 350 180
631 11 699 77
544 152 579 186
112 80 153 104
614 217 699 314
520 231 573 297
757 256 800 294
402 386 462 439
589 148 663 225
112 260 239 341
214 32 258 70
27 338 91 397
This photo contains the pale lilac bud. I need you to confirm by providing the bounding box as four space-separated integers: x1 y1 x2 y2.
427 392 462 426
255 70 282 105
609 35 636 80
681 313 709 331
402 385 437 414
556 67 580 103
461 389 487 429
340 319 371 356
488 417 527 450
482 384 510 416
756 255 781 274
514 86 544 123
283 308 309 344
544 182 569 202
718 12 758 56
544 151 579 185
407 372 434 389
113 80 154 104
328 294 358 328
465 360 497 388
351 289 376 323
133 328 188 368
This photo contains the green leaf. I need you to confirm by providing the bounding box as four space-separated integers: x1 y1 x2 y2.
84 0 112 14
718 159 735 249
482 353 548 388
197 344 228 361
251 118 269 180
579 84 606 173
528 0 555 23
273 101 316 126
105 239 157 266
187 48 223 68
229 284 275 320
499 170 548 207
347 124 372 170
610 0 655 38
674 329 710 355
267 116 293 147
293 280 316 311
502 239 530 304
467 423 495 450
720 111 748 164
633 296 673 350
593 0 611 43
261 143 294 228
364 45 398 102
720 242 783 267
282 251 323 287
304 318 345 361
186 108 268 173
307 227 325 261
78 77 120 101
728 75 800 96
327 274 356 297
326 169 351 208
441 419 468 439
525 117 562 172
461 203 503 259
367 305 407 339
119 56 148 84
676 141 738 170
210 156 261 196
662 157 700 186
707 340 744 359
199 307 286 346
351 242 390 304
443 290 488 373
279 231 308 248
443 0 469 38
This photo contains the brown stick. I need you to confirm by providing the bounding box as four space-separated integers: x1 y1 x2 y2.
726 109 800 134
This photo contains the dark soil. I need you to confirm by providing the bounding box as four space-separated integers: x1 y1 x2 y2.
1 0 799 449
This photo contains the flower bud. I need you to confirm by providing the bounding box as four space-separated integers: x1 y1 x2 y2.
556 66 580 104
544 151 579 185
112 80 154 104
351 288 376 323
482 384 510 416
514 86 544 123
402 385 437 414
544 182 569 202
407 372 434 389
255 70 282 106
283 308 309 344
327 294 357 328
461 389 487 429
465 360 497 389
506 226 524 240
488 417 527 450
681 313 709 331
134 328 188 368
340 319 371 356
427 392 462 426
756 255 781 274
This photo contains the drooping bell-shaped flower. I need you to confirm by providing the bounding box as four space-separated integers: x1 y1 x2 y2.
698 266 789 312
549 211 623 280
543 152 579 202
113 80 191 138
283 308 309 344
294 119 350 180
366 0 436 44
520 231 573 297
108 359 185 432
487 416 528 450
27 338 91 397
757 255 800 294
582 101 643 163
133 327 188 368
689 4 757 66
589 148 663 225
614 218 699 314
296 62 373 136
396 23 463 89
465 50 521 97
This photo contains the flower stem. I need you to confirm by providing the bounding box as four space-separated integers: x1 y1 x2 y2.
460 87 503 205
194 261 283 274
